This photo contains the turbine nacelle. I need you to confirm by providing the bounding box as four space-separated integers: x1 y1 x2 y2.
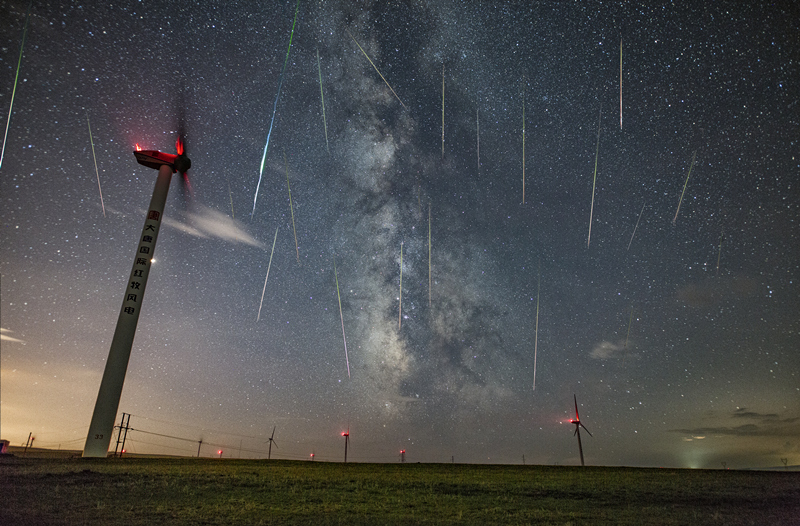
134 138 191 174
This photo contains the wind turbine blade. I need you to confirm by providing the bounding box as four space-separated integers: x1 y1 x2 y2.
273 441 278 449
581 423 593 437
271 426 276 439
573 427 578 437
574 394 580 420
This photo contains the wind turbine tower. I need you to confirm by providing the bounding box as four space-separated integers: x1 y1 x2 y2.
82 139 191 457
569 394 593 466
342 429 350 463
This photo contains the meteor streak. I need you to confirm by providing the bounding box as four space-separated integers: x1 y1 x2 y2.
522 84 526 204
587 106 601 248
622 305 634 366
620 38 623 130
252 0 300 218
716 228 724 275
227 177 235 218
533 267 540 390
1 1 31 170
284 151 299 264
347 30 406 109
441 63 445 159
256 226 280 322
317 49 329 153
398 241 403 329
334 255 351 378
428 202 432 307
86 115 105 217
673 150 697 224
476 107 480 171
627 202 645 250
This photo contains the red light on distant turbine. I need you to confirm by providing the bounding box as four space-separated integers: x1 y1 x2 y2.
135 143 142 151
176 137 184 156
341 432 349 437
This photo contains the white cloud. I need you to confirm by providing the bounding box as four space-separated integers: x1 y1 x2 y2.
1 328 26 345
590 340 624 360
159 205 264 248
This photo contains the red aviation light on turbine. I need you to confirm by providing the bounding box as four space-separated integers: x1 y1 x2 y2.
341 431 349 437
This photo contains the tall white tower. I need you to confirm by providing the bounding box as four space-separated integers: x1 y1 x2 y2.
82 142 190 457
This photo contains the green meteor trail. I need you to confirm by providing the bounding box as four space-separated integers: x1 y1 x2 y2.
1 1 32 170
253 0 300 218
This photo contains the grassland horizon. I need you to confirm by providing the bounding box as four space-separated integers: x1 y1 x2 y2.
2 447 798 525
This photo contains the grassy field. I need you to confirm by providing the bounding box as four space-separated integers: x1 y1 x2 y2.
1 450 797 525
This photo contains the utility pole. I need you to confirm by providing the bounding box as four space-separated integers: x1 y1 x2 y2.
113 413 131 457
23 433 33 456
119 414 131 457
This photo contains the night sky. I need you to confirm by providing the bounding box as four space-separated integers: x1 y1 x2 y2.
1 1 798 468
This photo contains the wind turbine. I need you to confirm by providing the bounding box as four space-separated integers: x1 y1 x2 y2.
569 394 593 466
342 428 350 463
267 426 278 459
82 135 191 458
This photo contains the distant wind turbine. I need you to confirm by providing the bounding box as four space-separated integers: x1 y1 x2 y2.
569 394 593 466
342 428 350 463
267 426 278 460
